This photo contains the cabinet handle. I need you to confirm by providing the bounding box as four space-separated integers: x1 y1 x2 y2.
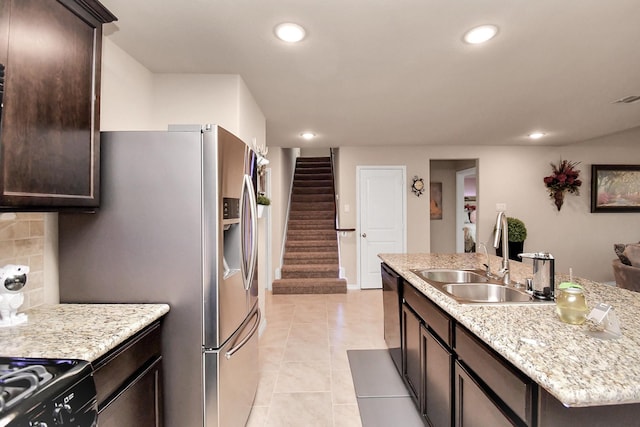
362 233 367 238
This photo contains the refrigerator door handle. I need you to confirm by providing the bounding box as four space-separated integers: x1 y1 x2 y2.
240 173 258 291
225 308 261 360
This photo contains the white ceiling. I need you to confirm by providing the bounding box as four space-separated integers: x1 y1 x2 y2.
100 0 640 148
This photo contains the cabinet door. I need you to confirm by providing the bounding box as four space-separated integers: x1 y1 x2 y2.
98 357 164 427
0 0 114 210
402 303 422 405
454 361 513 427
423 326 452 427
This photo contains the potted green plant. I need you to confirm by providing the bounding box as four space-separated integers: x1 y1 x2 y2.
257 193 270 217
495 216 527 261
257 194 271 206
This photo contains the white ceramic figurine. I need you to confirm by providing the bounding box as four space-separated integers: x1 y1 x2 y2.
0 264 30 327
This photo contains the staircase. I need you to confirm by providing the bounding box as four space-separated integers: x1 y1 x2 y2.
272 157 347 294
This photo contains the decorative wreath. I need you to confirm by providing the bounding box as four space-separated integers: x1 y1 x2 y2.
411 176 425 197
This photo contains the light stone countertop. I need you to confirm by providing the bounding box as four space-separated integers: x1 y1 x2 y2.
0 303 169 362
379 252 640 408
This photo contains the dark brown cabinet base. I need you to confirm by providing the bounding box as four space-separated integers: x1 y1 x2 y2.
99 358 163 427
403 303 422 404
423 326 453 427
402 278 454 427
92 321 164 427
454 361 514 427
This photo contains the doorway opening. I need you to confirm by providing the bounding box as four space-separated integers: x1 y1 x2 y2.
429 160 478 253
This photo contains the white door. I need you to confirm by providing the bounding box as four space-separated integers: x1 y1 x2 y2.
358 167 406 289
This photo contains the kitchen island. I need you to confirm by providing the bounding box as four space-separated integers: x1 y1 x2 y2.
0 303 169 427
380 253 640 426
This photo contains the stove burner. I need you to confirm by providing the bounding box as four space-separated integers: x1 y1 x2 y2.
0 364 53 412
0 357 97 427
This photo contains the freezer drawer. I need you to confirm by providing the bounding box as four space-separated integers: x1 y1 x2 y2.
203 306 260 427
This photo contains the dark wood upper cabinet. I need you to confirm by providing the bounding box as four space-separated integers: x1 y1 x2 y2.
0 0 116 210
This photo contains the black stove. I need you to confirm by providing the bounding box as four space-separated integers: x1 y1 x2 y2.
0 357 97 427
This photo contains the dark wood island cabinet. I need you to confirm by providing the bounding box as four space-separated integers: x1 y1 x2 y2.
382 260 640 427
92 320 164 427
0 0 116 210
403 276 454 427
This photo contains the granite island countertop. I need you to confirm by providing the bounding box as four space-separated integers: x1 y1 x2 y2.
0 303 169 361
379 253 640 408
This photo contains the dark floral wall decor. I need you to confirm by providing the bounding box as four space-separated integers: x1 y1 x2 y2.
543 160 582 211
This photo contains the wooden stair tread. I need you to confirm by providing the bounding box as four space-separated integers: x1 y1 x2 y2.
272 278 347 294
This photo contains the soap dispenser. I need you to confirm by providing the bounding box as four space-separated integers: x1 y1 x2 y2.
518 252 555 300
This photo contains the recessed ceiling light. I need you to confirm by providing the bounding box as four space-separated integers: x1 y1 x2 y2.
274 23 306 43
463 25 499 44
528 132 546 140
300 132 316 140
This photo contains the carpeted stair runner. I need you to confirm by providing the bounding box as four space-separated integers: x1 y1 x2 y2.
272 157 347 294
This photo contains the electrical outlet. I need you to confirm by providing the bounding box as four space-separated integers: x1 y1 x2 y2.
496 203 507 211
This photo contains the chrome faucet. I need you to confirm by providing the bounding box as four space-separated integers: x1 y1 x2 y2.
477 242 491 277
493 211 510 285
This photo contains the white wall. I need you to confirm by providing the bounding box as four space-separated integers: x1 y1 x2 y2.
336 127 640 285
238 81 268 153
300 147 331 157
100 38 154 130
102 62 268 150
150 74 266 151
337 146 431 285
267 147 299 280
151 74 240 132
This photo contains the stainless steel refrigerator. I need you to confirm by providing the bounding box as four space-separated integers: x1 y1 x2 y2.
58 124 260 427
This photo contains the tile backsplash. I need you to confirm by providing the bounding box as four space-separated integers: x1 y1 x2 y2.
0 213 45 310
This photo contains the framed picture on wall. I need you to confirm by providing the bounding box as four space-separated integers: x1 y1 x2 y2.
430 182 442 220
591 164 640 212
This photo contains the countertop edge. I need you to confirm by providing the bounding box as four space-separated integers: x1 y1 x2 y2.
0 303 170 362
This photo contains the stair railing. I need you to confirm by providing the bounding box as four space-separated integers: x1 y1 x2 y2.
330 148 355 234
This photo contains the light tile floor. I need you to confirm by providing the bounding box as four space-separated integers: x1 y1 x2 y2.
247 289 386 427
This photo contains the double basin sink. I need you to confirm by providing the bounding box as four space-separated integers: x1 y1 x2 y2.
410 268 552 305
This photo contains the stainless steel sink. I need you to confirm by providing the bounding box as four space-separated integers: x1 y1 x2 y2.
411 268 488 284
442 283 533 303
410 268 553 305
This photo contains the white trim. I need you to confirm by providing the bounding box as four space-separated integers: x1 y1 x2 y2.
277 153 298 277
356 165 407 289
265 168 273 290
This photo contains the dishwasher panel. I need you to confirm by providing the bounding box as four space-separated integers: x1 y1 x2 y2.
381 263 403 375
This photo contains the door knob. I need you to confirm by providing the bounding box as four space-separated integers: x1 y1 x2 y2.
362 233 367 238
